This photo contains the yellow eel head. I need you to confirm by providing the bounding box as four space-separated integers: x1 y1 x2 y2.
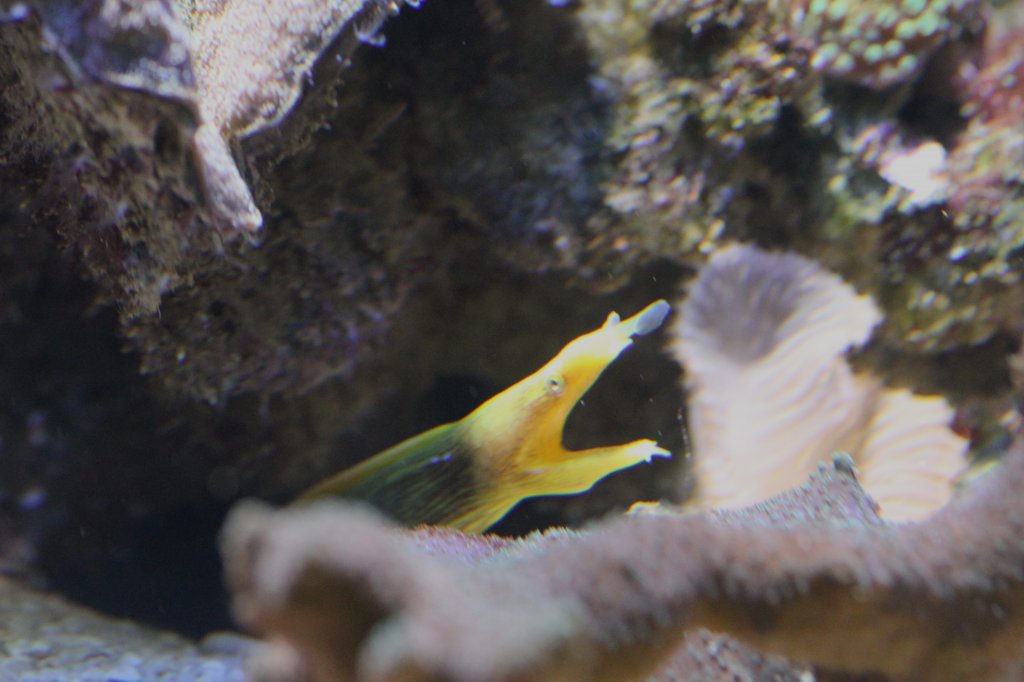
296 299 672 534
461 299 672 504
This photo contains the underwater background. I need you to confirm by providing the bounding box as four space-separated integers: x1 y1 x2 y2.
1 0 1023 679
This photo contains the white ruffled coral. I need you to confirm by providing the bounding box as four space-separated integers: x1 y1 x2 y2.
674 243 966 520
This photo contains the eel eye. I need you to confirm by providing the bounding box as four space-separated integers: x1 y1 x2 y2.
545 375 565 396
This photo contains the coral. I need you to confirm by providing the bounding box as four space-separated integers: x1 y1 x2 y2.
571 0 829 280
1 0 1010 403
576 0 1014 361
794 0 985 89
830 109 1024 355
573 0 984 284
222 442 1024 681
0 576 248 681
933 17 1024 347
674 243 967 519
813 2 1024 354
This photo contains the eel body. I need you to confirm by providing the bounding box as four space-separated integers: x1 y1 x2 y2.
297 300 672 533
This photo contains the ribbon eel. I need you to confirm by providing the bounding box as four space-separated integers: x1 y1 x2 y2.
297 300 672 533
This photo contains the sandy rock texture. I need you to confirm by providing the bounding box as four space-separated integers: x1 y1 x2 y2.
0 576 249 681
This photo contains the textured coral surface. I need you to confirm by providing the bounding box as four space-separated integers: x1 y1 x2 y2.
222 448 1024 681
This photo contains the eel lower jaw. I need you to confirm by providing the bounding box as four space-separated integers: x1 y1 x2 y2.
521 439 671 497
641 443 672 463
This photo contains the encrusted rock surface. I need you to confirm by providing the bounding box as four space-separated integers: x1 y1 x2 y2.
3 0 1018 403
0 577 248 681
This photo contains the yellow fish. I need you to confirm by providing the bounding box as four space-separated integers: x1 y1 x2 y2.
297 300 672 533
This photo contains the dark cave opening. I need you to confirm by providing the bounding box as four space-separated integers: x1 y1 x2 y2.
0 0 690 642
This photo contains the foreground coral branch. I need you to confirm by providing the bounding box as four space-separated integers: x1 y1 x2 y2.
223 444 1024 681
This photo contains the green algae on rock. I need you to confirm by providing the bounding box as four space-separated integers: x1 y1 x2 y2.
795 0 985 89
817 4 1024 354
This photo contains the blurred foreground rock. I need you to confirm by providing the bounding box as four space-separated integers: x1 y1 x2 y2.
222 443 1024 681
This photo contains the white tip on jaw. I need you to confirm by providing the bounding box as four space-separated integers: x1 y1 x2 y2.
601 300 671 336
631 300 671 337
641 443 672 463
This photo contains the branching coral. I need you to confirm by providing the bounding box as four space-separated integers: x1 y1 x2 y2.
222 442 1024 681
